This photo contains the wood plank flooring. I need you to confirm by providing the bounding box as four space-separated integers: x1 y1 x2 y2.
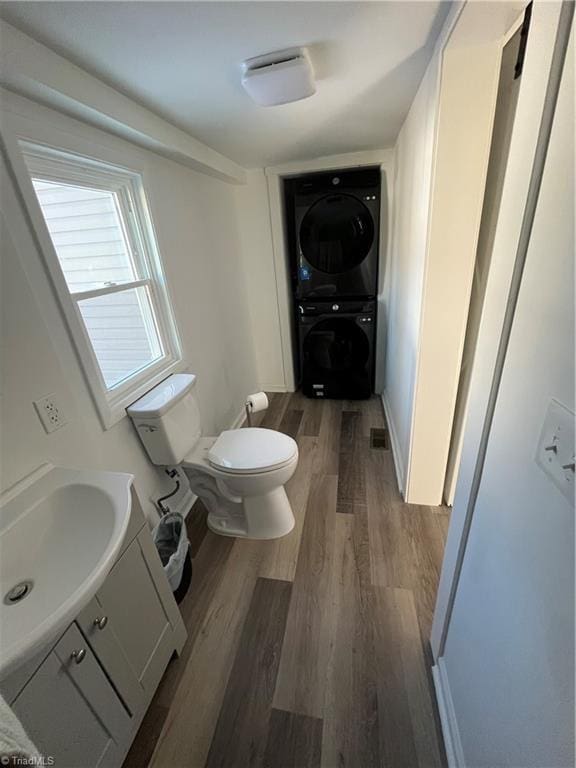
205 578 293 768
124 393 450 768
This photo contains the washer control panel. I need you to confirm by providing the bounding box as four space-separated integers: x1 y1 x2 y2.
298 300 374 316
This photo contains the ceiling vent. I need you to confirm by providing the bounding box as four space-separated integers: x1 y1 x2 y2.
241 47 316 107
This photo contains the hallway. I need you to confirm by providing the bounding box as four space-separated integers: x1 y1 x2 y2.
125 393 449 768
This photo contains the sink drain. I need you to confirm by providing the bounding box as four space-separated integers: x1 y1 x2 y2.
4 580 33 605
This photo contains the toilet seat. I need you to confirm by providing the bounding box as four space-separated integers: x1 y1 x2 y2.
208 428 297 475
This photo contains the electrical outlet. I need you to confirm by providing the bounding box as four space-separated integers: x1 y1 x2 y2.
33 393 67 434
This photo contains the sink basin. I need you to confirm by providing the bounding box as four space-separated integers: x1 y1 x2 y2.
0 464 133 679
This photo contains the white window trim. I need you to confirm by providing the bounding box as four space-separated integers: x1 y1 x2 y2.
14 139 184 429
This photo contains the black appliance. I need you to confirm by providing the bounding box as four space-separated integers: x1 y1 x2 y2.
291 167 380 300
298 300 376 399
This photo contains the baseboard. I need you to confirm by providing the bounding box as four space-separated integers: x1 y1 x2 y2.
381 391 405 496
432 659 465 768
258 383 290 393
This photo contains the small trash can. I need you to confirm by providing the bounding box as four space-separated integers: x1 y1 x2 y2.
152 513 192 604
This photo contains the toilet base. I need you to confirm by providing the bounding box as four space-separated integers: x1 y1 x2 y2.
207 487 295 540
206 515 247 538
184 468 295 540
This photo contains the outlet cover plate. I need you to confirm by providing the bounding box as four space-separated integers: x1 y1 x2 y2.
33 393 67 434
535 398 575 504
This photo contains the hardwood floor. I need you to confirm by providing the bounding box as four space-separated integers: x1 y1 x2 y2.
124 393 450 768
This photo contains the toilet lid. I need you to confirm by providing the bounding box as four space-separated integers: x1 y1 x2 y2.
208 428 297 474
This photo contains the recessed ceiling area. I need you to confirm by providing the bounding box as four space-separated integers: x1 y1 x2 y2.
0 1 451 168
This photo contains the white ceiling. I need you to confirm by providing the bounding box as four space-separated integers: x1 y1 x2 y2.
0 1 451 168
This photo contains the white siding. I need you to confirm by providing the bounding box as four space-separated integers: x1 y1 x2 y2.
32 180 160 388
32 180 134 292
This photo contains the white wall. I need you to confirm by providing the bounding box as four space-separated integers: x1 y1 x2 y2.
382 55 440 492
439 26 574 765
0 95 257 521
235 170 286 391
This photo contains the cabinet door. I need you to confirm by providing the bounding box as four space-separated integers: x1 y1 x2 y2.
12 623 129 768
77 596 144 715
89 536 175 699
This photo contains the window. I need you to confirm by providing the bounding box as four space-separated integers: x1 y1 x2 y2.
20 143 182 427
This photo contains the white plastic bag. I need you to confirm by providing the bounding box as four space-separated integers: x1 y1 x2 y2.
152 513 190 592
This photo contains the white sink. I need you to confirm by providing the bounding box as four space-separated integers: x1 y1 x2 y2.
0 464 133 679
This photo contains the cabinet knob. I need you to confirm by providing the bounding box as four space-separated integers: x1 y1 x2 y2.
70 648 86 664
93 615 108 630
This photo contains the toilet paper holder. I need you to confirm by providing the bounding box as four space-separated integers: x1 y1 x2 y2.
244 392 269 427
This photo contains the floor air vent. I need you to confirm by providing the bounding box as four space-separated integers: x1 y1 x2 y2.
370 428 390 450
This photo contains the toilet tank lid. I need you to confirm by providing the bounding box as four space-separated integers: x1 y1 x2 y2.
127 374 196 418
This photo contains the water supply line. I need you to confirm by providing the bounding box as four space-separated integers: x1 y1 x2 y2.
157 468 181 516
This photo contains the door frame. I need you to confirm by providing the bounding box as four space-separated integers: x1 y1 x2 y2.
264 149 395 393
442 11 526 508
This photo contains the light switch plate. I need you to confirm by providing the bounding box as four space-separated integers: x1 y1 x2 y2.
33 393 67 434
535 398 575 504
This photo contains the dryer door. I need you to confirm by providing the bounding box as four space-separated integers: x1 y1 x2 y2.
299 194 374 274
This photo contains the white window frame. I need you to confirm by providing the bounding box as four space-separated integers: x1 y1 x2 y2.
18 140 183 428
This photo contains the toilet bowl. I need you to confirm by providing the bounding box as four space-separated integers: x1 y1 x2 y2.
183 431 298 538
127 374 298 540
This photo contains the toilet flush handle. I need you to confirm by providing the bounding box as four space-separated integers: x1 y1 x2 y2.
216 478 242 504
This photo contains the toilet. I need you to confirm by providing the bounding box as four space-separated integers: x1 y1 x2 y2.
127 374 298 539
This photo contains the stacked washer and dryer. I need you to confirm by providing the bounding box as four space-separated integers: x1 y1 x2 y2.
287 167 380 399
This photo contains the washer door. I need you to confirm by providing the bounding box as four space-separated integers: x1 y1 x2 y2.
304 317 370 374
300 194 375 274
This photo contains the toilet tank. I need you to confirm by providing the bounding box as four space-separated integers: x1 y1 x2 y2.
127 373 202 465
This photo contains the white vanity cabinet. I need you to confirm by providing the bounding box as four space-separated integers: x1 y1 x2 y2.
77 527 185 716
2 490 187 768
12 623 131 768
